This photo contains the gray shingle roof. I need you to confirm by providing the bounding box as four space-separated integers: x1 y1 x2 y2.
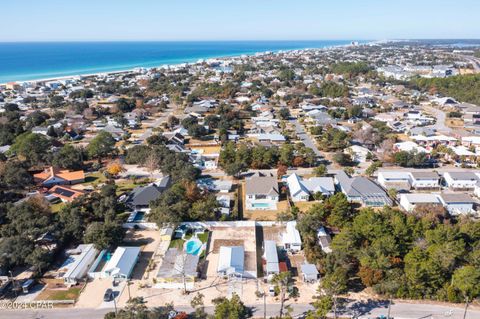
245 173 279 196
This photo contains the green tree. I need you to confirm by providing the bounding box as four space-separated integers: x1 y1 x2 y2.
84 221 125 250
0 161 33 190
272 272 293 319
321 268 348 319
313 164 327 177
9 132 52 166
53 144 84 170
87 131 116 162
452 265 480 317
212 293 251 319
306 295 333 319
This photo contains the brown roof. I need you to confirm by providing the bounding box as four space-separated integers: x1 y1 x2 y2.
48 185 85 202
34 167 85 183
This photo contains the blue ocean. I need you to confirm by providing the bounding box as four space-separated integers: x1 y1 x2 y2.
0 40 358 83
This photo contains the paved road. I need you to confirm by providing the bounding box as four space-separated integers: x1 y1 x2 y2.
460 55 480 73
289 118 323 157
2 300 479 319
421 105 452 134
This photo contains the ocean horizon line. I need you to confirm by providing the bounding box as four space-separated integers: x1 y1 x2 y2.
0 40 366 84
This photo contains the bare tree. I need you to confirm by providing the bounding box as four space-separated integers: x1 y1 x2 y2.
143 152 158 179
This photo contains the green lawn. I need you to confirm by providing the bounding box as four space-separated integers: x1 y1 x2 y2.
84 172 107 186
197 231 209 243
45 287 81 301
169 238 185 249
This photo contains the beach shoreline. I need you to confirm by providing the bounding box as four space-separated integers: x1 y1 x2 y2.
0 41 369 86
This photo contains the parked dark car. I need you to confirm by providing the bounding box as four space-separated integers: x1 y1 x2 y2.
103 288 114 302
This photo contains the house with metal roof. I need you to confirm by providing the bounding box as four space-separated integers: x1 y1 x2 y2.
287 173 335 202
301 264 319 283
156 248 199 289
245 173 279 210
102 246 141 281
263 240 279 276
281 221 302 252
377 171 411 191
62 244 98 286
217 246 244 277
335 171 392 207
439 193 476 215
317 226 332 254
409 171 441 190
444 172 479 191
399 193 442 212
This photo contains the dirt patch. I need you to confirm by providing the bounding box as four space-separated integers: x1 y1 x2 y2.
212 239 244 253
262 225 285 244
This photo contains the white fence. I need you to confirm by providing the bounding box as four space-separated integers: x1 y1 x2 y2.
123 222 158 230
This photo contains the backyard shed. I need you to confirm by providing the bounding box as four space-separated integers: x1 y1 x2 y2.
301 264 319 283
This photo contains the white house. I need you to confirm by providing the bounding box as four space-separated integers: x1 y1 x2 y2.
394 141 429 154
287 173 335 202
443 172 479 191
102 247 141 281
377 171 411 191
302 177 335 197
317 227 332 254
263 240 279 276
301 264 319 283
409 172 441 190
62 244 98 286
217 246 244 277
399 193 441 212
281 221 302 252
245 173 279 210
287 174 309 202
439 193 476 215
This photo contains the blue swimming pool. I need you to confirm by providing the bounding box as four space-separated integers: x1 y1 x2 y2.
185 238 203 256
253 203 271 208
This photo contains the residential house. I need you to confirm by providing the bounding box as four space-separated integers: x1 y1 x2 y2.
62 244 98 286
317 227 332 254
281 221 302 252
409 171 441 190
245 173 279 210
34 167 85 187
335 171 392 207
125 177 170 210
287 173 335 202
263 240 279 276
156 248 199 289
101 246 141 281
443 172 479 191
399 194 442 212
217 246 244 277
377 171 411 191
48 185 85 203
301 264 319 283
439 193 476 215
346 145 370 163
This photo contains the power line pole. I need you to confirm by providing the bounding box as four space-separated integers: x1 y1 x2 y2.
263 292 267 319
